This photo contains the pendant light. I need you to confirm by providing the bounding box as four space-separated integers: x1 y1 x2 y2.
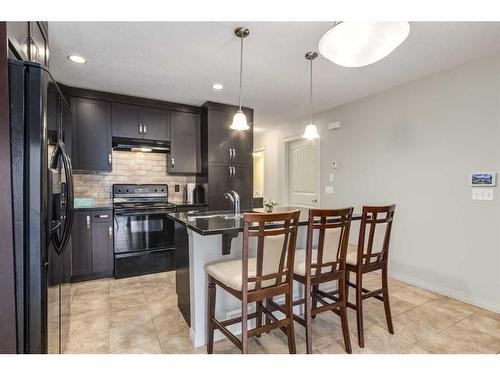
302 51 319 140
230 27 250 131
318 22 410 68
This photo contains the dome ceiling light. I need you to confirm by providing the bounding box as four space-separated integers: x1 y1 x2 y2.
318 22 410 68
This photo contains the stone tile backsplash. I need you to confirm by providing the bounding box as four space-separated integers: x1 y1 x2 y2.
73 150 195 206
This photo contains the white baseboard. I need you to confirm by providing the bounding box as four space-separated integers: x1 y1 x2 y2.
389 271 500 314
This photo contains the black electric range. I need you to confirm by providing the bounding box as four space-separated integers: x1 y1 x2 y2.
112 184 178 278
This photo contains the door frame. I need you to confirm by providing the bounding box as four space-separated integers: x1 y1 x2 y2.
282 134 321 208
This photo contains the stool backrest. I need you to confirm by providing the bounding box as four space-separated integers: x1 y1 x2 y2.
242 210 301 292
305 208 353 277
356 205 396 266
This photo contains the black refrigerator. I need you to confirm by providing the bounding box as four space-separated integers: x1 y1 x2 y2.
9 59 74 354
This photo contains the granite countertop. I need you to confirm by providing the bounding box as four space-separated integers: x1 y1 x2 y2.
168 206 363 236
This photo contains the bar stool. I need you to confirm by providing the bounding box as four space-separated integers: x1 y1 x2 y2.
268 208 354 354
345 205 396 348
206 210 301 354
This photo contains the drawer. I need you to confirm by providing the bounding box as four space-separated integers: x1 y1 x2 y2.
114 248 176 279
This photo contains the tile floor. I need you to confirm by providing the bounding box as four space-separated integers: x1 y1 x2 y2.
65 271 500 354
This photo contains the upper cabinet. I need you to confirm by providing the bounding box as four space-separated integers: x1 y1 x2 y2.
168 111 201 174
204 103 253 165
72 97 112 172
112 103 170 142
7 22 49 67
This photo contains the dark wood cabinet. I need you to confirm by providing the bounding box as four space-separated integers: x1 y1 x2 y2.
231 165 252 211
71 212 92 278
202 102 254 211
207 110 232 164
112 103 169 142
207 163 232 211
71 210 113 282
141 107 169 141
111 103 141 139
91 222 113 274
168 111 201 174
72 97 112 172
7 21 49 67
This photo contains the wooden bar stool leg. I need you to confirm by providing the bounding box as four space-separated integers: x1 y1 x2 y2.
382 265 394 334
207 276 216 354
345 269 350 303
338 275 352 354
311 285 318 319
355 270 365 348
285 292 297 354
256 301 263 338
305 280 313 354
241 299 249 354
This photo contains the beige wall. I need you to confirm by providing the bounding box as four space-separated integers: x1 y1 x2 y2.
255 52 500 312
73 151 195 206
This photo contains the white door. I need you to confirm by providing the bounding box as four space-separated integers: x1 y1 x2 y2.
287 138 319 208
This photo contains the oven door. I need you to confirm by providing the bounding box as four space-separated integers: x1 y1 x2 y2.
113 210 175 254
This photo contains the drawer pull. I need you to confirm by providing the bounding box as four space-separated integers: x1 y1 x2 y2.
96 214 109 219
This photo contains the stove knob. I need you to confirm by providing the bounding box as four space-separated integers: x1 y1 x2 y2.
118 188 122 193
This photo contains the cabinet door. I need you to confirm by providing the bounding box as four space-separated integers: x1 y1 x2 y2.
230 165 253 211
91 222 114 275
231 108 253 165
207 110 232 164
168 111 201 174
112 103 141 139
72 97 112 172
141 107 169 142
208 163 231 211
71 212 92 277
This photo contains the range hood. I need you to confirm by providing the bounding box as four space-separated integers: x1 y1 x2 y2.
112 137 170 153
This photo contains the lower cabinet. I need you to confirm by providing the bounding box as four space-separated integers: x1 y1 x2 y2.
71 209 113 282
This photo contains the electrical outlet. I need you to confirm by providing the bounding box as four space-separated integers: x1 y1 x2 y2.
175 184 180 192
325 185 334 194
472 188 494 200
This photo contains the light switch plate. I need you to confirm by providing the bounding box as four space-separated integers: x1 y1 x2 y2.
472 188 494 200
325 185 334 194
329 173 334 182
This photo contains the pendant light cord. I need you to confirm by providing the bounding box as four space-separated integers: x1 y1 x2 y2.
238 34 243 110
309 58 313 125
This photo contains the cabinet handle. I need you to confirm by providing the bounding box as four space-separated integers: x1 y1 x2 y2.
233 148 236 160
143 124 147 135
96 214 109 219
108 226 113 238
229 148 232 160
232 166 235 177
171 157 175 169
139 124 143 134
86 215 90 229
229 166 232 177
108 153 112 165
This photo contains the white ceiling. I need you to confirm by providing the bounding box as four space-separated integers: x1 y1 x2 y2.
50 22 500 132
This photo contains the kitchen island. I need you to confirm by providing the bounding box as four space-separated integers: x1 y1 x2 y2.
168 207 362 348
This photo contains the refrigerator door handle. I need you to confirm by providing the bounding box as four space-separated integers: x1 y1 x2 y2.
49 140 74 255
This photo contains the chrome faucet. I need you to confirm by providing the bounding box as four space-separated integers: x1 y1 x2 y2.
224 190 240 215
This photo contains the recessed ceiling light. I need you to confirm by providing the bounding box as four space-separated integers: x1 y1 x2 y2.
212 83 223 90
67 55 86 64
